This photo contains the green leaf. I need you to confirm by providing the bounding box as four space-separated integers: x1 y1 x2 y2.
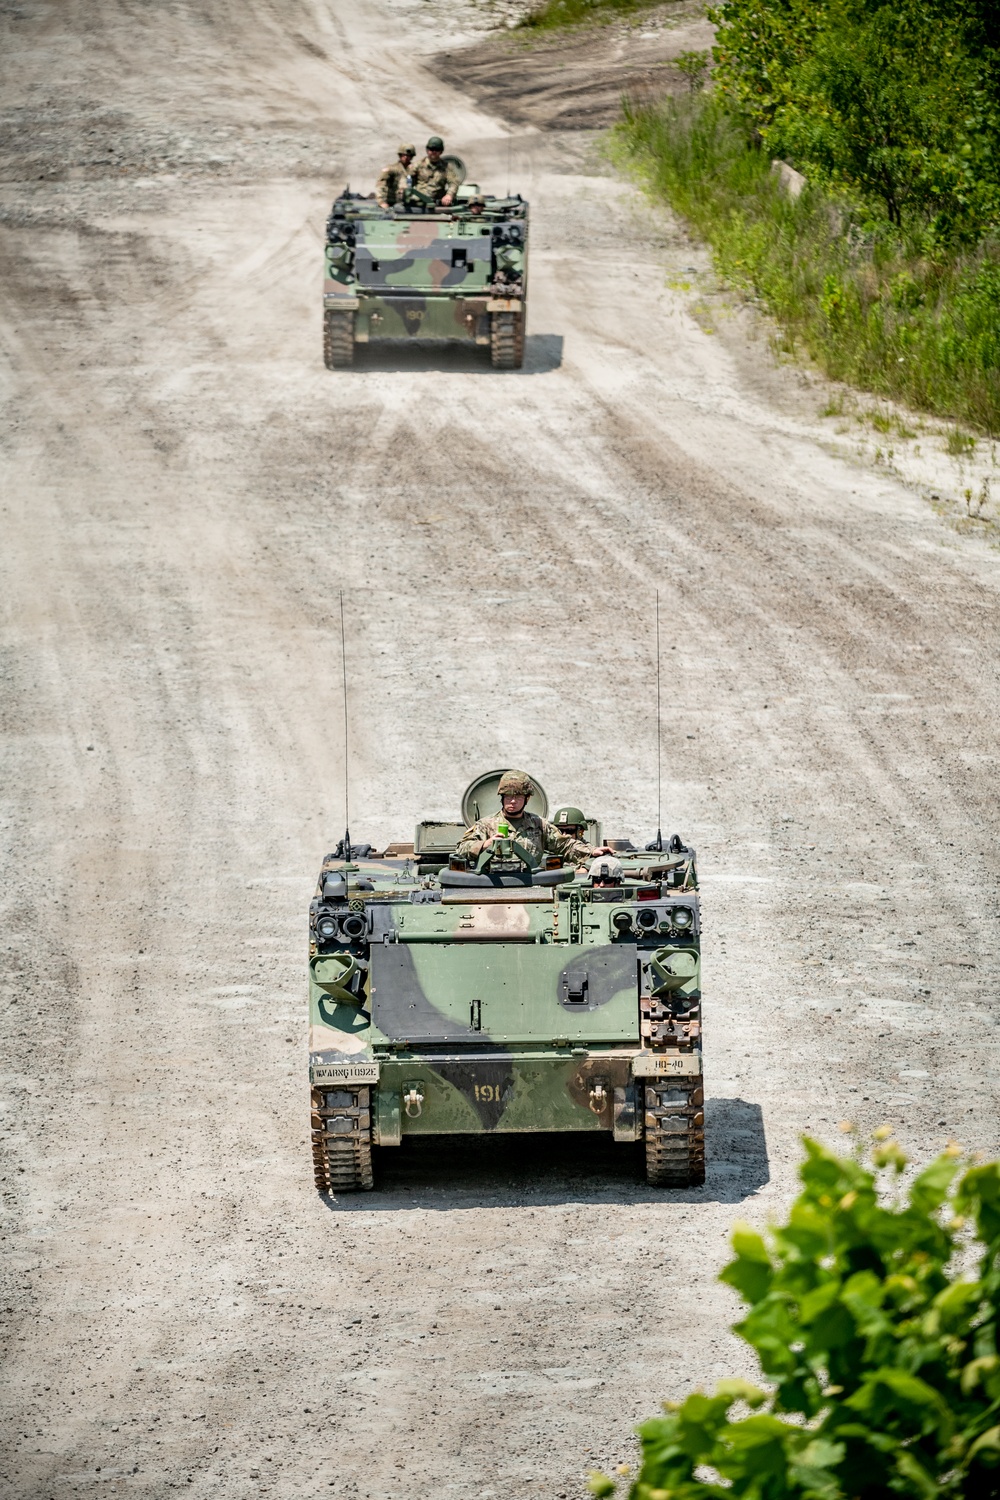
894 1448 941 1498
909 1155 961 1216
713 1378 767 1408
721 1225 774 1303
847 1367 953 1437
967 1425 1000 1462
961 1354 1000 1396
957 1163 1000 1247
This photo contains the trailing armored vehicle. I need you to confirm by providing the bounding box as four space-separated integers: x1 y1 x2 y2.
322 169 528 370
308 771 704 1192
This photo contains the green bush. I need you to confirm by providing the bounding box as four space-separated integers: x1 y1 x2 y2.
590 1135 1000 1499
709 0 1000 241
517 0 662 30
616 94 1000 433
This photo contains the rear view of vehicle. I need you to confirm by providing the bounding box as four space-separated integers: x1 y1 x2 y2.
322 187 528 370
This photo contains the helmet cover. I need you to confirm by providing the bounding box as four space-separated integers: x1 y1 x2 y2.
497 770 535 799
553 806 586 828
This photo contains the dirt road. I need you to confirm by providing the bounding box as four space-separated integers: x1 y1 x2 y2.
2 2 999 1496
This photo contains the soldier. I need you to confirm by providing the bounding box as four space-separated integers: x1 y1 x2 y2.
467 195 486 216
412 135 460 208
589 855 624 887
376 143 416 209
456 771 612 869
551 806 589 841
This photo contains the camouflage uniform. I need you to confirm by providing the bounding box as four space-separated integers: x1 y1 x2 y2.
456 810 596 869
376 161 412 207
412 155 460 203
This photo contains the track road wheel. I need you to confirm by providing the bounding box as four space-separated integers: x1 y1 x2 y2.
323 309 355 369
643 1081 706 1188
490 309 524 370
310 1085 374 1192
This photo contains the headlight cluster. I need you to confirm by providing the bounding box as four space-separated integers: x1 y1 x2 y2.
315 909 367 944
611 905 697 937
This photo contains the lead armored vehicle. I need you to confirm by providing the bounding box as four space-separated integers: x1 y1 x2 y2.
308 771 703 1191
322 171 528 370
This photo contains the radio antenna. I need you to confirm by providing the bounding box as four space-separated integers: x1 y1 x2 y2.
654 588 663 853
338 590 352 863
506 130 511 199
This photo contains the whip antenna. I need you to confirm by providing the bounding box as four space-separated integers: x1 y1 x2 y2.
339 590 352 862
655 588 663 853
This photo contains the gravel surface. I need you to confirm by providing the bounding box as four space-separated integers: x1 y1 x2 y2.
2 2 999 1498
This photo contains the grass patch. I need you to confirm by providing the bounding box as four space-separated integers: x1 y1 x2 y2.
616 94 1000 434
517 0 663 29
945 428 977 457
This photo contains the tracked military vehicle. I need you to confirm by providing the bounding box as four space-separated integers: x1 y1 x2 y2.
322 169 528 370
308 771 703 1192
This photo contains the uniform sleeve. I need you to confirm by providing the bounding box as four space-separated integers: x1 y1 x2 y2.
376 165 393 200
445 161 461 194
541 821 594 868
456 817 490 860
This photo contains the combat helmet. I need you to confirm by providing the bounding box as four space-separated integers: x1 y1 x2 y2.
552 806 586 830
426 135 445 151
497 770 535 799
397 143 416 156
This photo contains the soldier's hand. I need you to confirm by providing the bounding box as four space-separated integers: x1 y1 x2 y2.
441 193 454 207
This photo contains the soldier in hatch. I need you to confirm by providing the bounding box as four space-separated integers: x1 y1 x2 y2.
457 772 612 869
551 806 590 841
376 143 416 209
412 135 460 208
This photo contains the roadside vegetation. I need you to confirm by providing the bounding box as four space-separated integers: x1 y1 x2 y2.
617 0 1000 434
591 1134 1000 1499
517 0 664 31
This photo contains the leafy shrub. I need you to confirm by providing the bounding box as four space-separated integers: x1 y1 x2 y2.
517 0 661 29
616 94 1000 432
590 1135 1000 1499
708 0 1000 242
676 50 711 92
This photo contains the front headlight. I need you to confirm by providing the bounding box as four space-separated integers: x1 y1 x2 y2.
317 914 338 941
672 907 693 930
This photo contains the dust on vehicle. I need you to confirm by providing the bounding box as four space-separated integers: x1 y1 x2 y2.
308 771 704 1191
322 163 528 370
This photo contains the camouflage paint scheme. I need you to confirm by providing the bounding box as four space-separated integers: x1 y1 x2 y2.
323 193 528 346
308 838 702 1148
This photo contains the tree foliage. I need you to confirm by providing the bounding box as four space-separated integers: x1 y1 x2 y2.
708 0 1000 239
592 1137 1000 1499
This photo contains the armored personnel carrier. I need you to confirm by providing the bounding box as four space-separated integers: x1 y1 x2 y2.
322 171 528 370
308 771 703 1192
